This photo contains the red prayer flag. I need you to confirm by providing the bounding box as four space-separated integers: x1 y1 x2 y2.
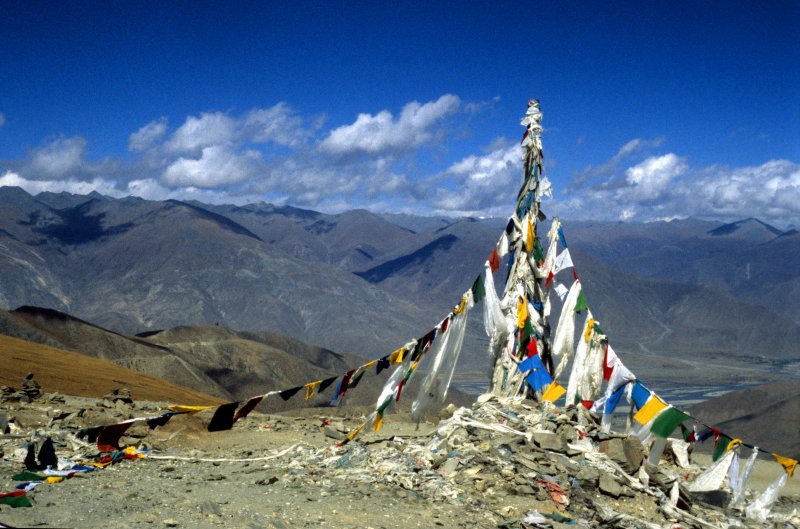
545 271 554 287
489 248 500 272
580 400 594 410
602 344 613 381
526 337 538 358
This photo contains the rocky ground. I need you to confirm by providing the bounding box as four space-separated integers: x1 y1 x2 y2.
1 391 799 529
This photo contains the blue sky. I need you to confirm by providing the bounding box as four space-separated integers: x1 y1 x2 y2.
1 1 798 225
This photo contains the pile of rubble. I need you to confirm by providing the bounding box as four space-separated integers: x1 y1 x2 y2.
269 394 798 528
1 385 798 528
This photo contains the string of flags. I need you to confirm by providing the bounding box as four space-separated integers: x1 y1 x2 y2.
2 99 795 520
477 99 796 520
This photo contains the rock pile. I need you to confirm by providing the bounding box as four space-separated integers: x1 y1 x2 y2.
0 393 798 528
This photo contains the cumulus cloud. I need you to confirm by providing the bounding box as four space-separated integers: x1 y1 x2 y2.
320 94 461 154
165 112 237 154
0 170 121 196
623 153 687 201
569 137 665 191
242 103 311 147
559 140 800 226
163 145 263 188
27 136 88 179
429 142 522 216
129 118 168 152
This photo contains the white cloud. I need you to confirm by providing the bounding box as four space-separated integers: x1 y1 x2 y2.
320 94 461 154
129 118 168 152
162 145 263 188
165 112 237 154
430 142 522 215
242 103 310 147
559 140 800 226
0 170 121 196
27 136 87 179
623 153 687 200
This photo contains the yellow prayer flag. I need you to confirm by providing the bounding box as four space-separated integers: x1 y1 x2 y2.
541 382 566 403
453 294 467 315
347 423 366 441
633 396 668 425
363 360 377 369
726 438 743 452
374 414 383 432
305 381 321 400
584 318 596 342
389 347 404 365
526 218 534 253
773 453 798 477
517 296 528 329
45 476 63 484
167 405 216 414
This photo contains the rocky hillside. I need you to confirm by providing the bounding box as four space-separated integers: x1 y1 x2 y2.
0 187 798 379
689 381 800 459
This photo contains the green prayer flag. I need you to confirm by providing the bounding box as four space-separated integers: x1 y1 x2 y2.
533 238 544 263
574 291 588 313
12 471 45 481
712 435 732 462
649 407 690 439
471 274 485 303
0 493 32 508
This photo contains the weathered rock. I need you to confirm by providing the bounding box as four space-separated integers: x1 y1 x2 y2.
105 388 134 404
598 436 644 474
0 413 9 434
532 431 567 453
689 489 730 509
22 372 41 399
575 465 599 489
598 473 623 498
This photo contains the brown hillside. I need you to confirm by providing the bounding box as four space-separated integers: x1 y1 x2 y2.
0 333 224 405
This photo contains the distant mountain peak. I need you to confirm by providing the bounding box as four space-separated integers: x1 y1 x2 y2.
707 217 783 239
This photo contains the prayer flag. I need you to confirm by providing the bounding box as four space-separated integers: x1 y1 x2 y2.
348 370 366 390
633 395 668 425
0 491 32 508
347 423 365 441
553 249 573 274
489 248 500 272
650 407 691 439
558 226 567 248
374 414 383 432
167 405 215 414
318 377 337 393
279 386 303 402
773 453 798 477
542 382 566 403
574 291 588 313
208 402 240 432
631 382 651 409
517 297 528 329
376 356 391 374
554 282 568 301
471 274 485 303
305 381 321 400
526 218 534 253
713 435 733 462
389 348 404 365
234 397 263 422
605 384 627 415
147 412 180 430
97 422 133 452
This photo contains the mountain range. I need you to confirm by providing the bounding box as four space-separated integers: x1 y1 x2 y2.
0 186 798 383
